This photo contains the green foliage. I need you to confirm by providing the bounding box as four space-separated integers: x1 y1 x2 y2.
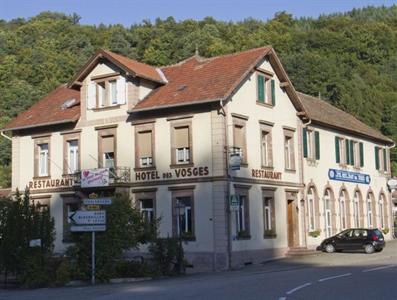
55 260 72 286
0 6 397 178
309 230 321 238
113 260 153 278
66 193 156 281
148 237 182 276
0 188 55 286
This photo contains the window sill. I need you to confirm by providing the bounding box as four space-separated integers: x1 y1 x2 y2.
256 101 274 108
92 104 122 111
62 173 77 177
170 163 194 169
263 234 277 239
33 176 51 180
236 235 251 240
240 163 248 168
134 166 156 172
261 165 274 170
284 168 296 173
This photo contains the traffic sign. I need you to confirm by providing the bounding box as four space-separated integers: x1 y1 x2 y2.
69 210 106 225
229 195 240 211
86 205 101 210
70 225 106 232
83 198 112 205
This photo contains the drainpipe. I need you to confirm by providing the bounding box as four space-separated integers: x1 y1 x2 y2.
0 130 12 141
220 98 232 270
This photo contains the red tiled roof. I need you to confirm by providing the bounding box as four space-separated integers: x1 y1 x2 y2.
101 50 164 83
132 47 272 111
298 92 394 145
3 85 80 131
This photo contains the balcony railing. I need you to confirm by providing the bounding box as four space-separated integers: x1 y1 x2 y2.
72 166 131 187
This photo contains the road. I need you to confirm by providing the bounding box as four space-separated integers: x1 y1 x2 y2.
1 240 396 300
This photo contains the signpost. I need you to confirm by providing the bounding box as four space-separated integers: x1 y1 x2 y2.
83 198 112 206
229 153 242 171
69 209 107 285
229 195 240 211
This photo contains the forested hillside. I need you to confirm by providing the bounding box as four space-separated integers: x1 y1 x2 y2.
1 5 397 186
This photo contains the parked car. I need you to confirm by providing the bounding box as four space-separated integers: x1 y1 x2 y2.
319 228 385 254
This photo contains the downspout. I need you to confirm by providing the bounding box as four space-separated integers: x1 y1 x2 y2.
299 117 311 248
220 98 232 270
1 130 12 141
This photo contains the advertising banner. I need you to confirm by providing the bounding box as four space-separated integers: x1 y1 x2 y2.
81 168 110 188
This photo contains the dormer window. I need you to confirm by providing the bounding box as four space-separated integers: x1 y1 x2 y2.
87 73 126 109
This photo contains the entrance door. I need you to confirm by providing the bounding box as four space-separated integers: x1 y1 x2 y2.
287 200 294 247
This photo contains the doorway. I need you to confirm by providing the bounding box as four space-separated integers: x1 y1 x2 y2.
287 200 295 247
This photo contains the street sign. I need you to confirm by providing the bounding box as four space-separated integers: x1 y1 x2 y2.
229 195 240 211
69 210 106 225
229 153 241 171
86 205 101 210
29 239 41 247
83 198 112 205
70 225 106 232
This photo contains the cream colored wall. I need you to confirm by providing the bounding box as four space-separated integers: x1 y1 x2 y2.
139 79 157 101
227 59 301 184
303 125 392 246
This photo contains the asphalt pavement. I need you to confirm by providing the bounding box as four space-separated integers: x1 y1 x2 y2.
1 240 396 300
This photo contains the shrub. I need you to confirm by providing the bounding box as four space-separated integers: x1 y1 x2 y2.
114 260 153 278
308 230 321 238
55 260 72 286
149 237 181 276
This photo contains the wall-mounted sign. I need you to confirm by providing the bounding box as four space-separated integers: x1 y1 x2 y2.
29 178 74 190
135 166 209 181
81 168 109 188
328 169 371 185
229 195 240 211
251 169 282 180
229 154 242 171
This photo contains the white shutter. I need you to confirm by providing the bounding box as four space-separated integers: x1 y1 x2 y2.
116 77 126 105
87 82 96 109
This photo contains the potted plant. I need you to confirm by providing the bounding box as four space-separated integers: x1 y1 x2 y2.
264 229 277 238
237 230 250 239
308 230 321 238
381 228 389 235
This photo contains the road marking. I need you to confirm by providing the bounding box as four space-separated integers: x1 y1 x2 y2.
318 273 351 282
278 297 287 300
286 282 312 295
362 265 396 273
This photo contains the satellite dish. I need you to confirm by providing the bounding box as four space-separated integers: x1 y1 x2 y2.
387 179 397 190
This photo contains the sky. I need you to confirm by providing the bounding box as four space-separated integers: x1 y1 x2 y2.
1 0 396 25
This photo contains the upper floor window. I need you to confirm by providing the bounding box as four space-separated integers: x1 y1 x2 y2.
303 128 320 161
68 140 79 174
283 128 295 171
87 75 126 109
257 73 275 106
138 131 153 167
375 146 389 173
97 127 117 170
335 137 364 168
232 116 248 166
260 122 273 168
39 143 49 177
170 120 193 167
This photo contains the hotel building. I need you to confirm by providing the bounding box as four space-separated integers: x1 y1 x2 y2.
1 46 394 271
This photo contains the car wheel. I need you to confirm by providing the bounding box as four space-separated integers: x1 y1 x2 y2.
325 244 335 253
364 244 375 254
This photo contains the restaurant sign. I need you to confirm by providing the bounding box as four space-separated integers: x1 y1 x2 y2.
81 168 110 188
29 178 73 190
251 169 282 180
328 169 371 185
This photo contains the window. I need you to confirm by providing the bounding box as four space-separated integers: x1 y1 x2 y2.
375 146 390 173
260 124 273 168
138 131 153 167
233 124 246 163
307 188 315 231
39 143 49 177
97 81 107 107
284 129 295 170
97 127 117 170
303 128 320 160
257 73 275 106
172 124 192 165
263 189 276 237
353 192 360 228
68 140 79 174
367 194 373 228
335 136 346 165
110 80 117 105
378 195 385 229
234 187 250 239
172 188 195 239
175 197 193 235
140 199 154 223
339 191 347 230
324 190 332 237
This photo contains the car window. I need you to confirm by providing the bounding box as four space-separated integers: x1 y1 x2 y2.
338 229 353 238
373 229 383 237
353 229 366 237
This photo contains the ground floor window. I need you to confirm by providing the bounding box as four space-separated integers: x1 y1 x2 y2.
140 199 154 223
263 188 276 237
324 190 332 238
234 186 250 239
62 196 80 242
367 195 373 228
171 188 195 240
307 188 315 231
339 191 347 230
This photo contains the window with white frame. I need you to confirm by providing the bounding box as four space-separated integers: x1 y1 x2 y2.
263 197 272 231
307 188 315 231
39 143 49 177
175 196 193 235
140 199 154 223
339 191 347 230
353 191 360 228
236 195 249 236
367 194 373 228
324 190 332 238
138 131 153 167
261 129 272 167
378 195 385 229
174 126 190 164
110 80 117 105
233 124 245 160
284 133 295 170
68 140 79 174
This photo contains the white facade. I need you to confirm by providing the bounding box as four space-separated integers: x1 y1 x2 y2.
6 48 394 271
